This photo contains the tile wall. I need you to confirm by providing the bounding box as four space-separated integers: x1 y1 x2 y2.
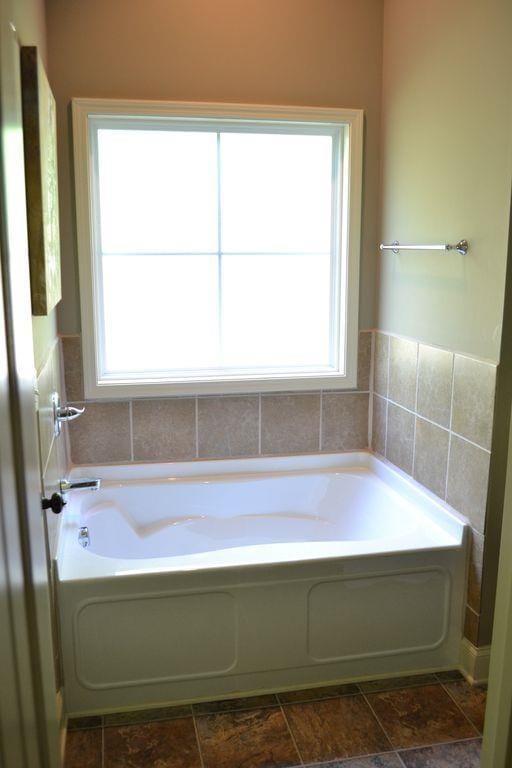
61 329 498 649
60 332 372 465
371 332 497 648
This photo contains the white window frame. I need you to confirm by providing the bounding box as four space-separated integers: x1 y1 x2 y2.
72 99 363 398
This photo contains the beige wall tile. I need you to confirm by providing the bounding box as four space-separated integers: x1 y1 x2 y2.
357 331 372 391
321 393 369 452
37 347 55 474
452 355 496 450
413 418 449 499
388 336 418 410
464 605 480 646
373 332 389 396
198 396 259 458
446 435 490 534
371 395 387 456
61 334 83 401
386 402 415 474
416 345 453 428
133 399 196 461
261 394 320 455
468 529 484 613
37 341 67 475
68 401 131 464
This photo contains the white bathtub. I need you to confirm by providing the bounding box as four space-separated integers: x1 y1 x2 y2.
57 452 469 716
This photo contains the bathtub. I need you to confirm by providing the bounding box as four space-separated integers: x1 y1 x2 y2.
57 451 469 715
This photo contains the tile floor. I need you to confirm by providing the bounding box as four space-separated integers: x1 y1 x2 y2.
64 671 486 768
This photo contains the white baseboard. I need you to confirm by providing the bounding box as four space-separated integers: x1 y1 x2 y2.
460 638 491 684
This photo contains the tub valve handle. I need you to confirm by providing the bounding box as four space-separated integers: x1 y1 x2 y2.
42 493 67 515
52 391 85 437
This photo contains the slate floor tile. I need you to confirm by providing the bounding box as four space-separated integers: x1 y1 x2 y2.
367 684 478 749
104 718 201 768
443 680 487 732
284 695 391 762
311 754 403 767
399 738 482 767
195 707 300 768
64 728 102 768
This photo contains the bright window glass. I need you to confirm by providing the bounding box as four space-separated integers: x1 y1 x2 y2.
91 119 345 382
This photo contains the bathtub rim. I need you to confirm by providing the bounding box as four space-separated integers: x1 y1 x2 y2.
68 450 467 526
57 451 470 582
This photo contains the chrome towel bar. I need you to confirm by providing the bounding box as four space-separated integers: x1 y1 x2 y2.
379 239 468 255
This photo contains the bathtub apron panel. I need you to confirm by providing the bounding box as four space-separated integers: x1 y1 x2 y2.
56 452 468 715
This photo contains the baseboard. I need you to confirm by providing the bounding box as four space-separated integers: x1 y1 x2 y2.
460 638 491 684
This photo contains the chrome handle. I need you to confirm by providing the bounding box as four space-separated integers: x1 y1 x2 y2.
52 392 85 437
56 405 85 422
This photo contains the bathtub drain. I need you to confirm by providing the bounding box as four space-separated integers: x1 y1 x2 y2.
78 526 90 548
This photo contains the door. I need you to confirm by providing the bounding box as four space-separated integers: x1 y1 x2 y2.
481 405 512 766
0 3 61 766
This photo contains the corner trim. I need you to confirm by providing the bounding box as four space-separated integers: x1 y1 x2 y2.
460 637 491 684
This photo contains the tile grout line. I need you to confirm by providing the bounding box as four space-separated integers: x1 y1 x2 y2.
360 691 395 752
195 397 199 459
385 333 391 399
411 343 420 479
368 331 375 448
439 682 483 736
318 392 323 452
192 702 278 717
278 703 305 765
444 354 456 502
384 334 391 458
367 329 498 368
377 393 491 455
395 734 484 755
128 400 134 462
276 687 363 706
297 748 404 767
383 396 389 457
41 432 56 482
192 712 207 768
69 390 369 406
258 393 262 455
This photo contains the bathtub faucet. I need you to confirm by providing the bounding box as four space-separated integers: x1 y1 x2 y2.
60 478 101 493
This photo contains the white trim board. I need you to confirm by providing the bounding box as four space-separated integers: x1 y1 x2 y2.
72 99 363 399
460 638 491 685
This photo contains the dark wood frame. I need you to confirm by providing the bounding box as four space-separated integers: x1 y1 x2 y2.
20 46 61 316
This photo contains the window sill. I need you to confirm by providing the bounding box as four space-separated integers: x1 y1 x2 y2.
83 371 358 399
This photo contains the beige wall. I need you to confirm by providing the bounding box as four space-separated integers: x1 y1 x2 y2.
13 0 46 62
378 0 512 647
45 0 383 335
379 0 512 362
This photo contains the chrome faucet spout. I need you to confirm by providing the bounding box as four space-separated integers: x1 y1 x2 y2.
60 478 101 493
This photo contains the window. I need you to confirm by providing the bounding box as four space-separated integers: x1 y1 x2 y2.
73 101 362 397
